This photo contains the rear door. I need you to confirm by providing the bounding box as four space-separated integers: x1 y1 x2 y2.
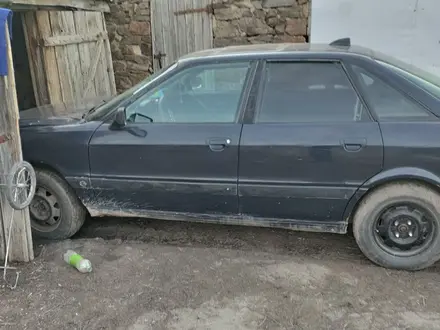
89 61 254 215
238 60 384 223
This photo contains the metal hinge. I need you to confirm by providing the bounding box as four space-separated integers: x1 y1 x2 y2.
153 52 166 69
174 4 213 16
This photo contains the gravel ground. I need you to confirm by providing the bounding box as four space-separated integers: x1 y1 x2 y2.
1 217 440 330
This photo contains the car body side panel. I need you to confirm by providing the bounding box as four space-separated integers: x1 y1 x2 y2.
340 55 440 223
379 122 440 176
238 122 384 222
20 121 100 202
342 122 440 221
88 123 242 214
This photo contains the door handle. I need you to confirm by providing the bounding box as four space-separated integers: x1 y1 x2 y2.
341 138 367 152
207 138 231 152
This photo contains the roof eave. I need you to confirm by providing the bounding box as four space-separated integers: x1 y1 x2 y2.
0 0 111 12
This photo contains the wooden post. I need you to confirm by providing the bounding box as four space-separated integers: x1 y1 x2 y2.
0 21 33 262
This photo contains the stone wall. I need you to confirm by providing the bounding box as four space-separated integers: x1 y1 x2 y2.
105 0 310 92
213 0 310 47
105 0 153 92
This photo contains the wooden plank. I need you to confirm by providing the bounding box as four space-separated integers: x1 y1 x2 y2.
162 0 171 67
9 0 110 12
151 0 162 71
85 11 100 97
85 11 100 96
174 0 188 57
42 31 107 47
101 12 116 95
201 0 213 50
192 0 204 52
185 0 196 56
49 11 74 104
82 38 103 98
173 0 184 62
168 0 178 66
22 11 50 106
73 11 95 100
151 0 156 71
174 4 212 16
35 11 63 104
61 11 83 107
164 0 176 68
92 11 111 98
0 23 33 262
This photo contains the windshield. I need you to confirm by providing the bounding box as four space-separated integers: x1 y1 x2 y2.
85 62 178 121
374 52 440 100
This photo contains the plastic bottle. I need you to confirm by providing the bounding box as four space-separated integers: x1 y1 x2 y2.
63 250 93 273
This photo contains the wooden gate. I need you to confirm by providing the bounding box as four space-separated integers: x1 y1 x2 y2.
151 0 213 72
22 10 116 107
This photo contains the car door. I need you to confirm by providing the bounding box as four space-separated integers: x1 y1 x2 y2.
238 60 384 223
88 60 254 215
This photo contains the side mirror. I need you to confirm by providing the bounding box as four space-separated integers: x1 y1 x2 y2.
111 107 126 129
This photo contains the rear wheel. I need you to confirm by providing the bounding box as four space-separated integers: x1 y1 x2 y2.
30 169 86 240
353 182 440 270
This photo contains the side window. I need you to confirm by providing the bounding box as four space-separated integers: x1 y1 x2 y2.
351 65 434 121
125 62 251 124
256 62 367 123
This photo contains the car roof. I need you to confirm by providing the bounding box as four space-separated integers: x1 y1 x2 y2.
179 43 375 62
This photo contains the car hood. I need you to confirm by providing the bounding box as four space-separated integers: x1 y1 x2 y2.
19 97 109 127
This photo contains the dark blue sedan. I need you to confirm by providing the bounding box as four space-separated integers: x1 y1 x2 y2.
20 38 440 270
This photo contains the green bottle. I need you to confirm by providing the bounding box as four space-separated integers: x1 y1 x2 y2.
63 250 92 273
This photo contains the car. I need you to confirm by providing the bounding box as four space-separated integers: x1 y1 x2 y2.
20 38 440 271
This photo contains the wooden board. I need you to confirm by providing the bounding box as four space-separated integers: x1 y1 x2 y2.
22 10 116 108
7 0 110 12
0 23 33 262
151 0 213 71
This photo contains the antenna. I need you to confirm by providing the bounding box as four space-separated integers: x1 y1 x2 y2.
329 38 351 47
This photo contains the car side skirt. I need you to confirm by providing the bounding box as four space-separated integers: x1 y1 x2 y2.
85 206 348 234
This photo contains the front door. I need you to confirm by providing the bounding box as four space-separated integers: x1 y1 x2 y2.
89 61 253 215
239 61 384 223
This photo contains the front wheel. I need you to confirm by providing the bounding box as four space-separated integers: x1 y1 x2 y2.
353 182 440 270
30 169 86 240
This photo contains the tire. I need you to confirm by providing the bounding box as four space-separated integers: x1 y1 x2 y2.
30 169 86 240
353 182 440 271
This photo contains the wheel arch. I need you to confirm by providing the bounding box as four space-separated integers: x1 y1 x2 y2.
344 167 440 224
27 160 66 179
26 160 91 213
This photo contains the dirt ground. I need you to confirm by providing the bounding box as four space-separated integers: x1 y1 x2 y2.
1 218 440 330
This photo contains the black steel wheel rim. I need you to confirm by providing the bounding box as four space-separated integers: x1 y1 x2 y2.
373 202 436 257
30 186 61 232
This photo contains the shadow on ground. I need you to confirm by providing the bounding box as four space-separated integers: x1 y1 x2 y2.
2 217 439 330
70 217 362 262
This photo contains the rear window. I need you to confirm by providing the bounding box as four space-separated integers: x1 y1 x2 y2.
377 60 440 100
352 64 435 121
